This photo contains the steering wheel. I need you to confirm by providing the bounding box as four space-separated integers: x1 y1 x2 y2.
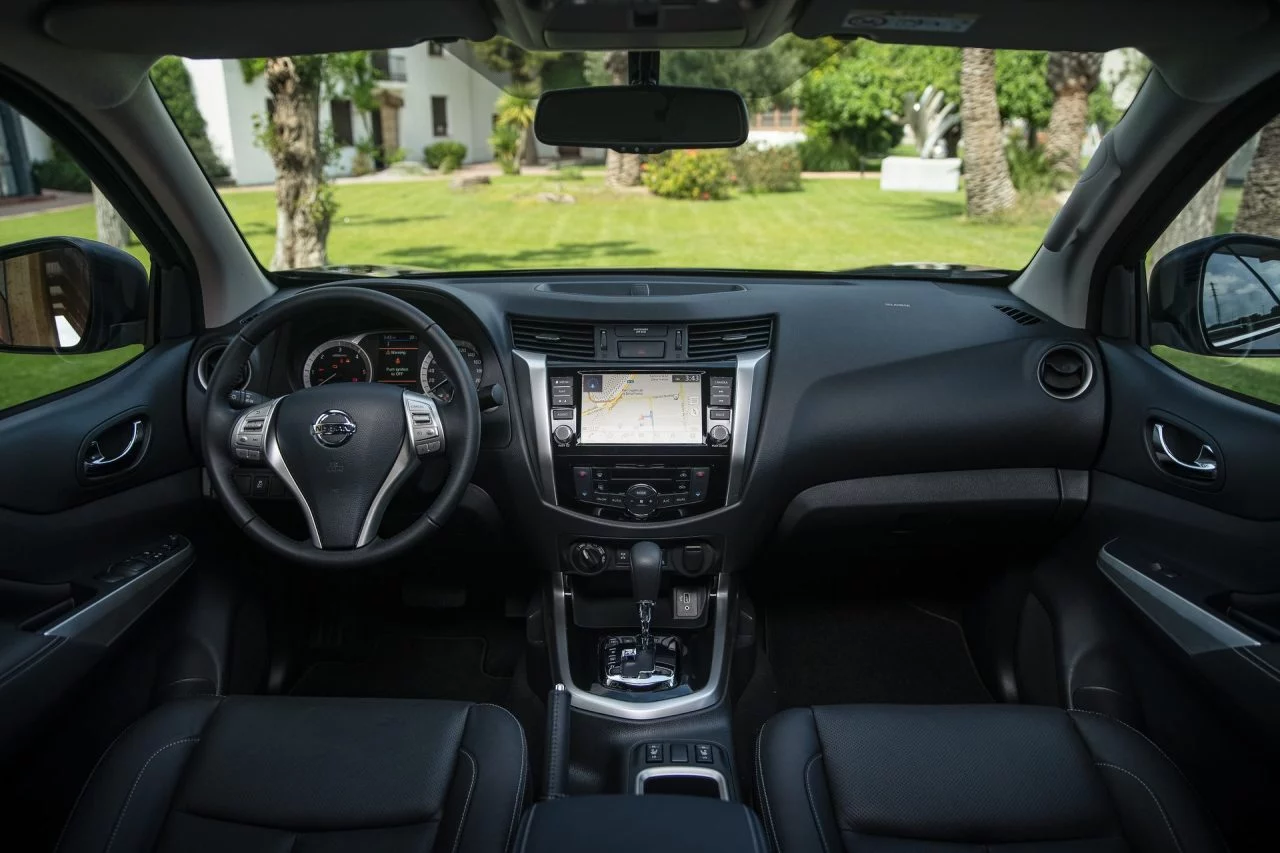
202 286 481 567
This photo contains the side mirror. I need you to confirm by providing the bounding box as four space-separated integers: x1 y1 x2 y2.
0 237 147 354
1150 233 1280 356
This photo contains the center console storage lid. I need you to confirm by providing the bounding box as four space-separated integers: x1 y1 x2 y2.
516 795 768 853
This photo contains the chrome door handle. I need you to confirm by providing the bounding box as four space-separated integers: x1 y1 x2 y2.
1150 422 1218 480
85 418 146 474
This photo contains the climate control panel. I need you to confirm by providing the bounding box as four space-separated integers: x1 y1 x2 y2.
570 465 712 519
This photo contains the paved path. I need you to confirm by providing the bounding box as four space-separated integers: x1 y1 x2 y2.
0 190 91 219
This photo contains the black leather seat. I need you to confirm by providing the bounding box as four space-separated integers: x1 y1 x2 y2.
57 696 527 853
757 704 1225 853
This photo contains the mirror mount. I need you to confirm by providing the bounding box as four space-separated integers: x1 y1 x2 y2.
628 50 660 88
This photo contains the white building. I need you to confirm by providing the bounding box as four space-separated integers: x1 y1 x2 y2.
186 43 507 185
19 43 508 188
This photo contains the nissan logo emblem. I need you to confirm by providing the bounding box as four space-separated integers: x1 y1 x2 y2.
312 410 357 447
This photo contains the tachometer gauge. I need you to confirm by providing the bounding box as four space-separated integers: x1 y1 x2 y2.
303 340 372 387
420 340 484 402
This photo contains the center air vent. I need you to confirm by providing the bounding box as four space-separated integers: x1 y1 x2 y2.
1037 344 1094 400
686 318 773 359
510 317 595 359
995 304 1042 325
196 345 251 391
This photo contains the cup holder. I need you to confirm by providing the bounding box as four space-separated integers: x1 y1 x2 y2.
636 767 728 800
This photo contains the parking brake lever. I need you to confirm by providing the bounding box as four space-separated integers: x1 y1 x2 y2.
543 683 570 799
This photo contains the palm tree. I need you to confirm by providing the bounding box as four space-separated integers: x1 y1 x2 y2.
495 87 537 168
1234 116 1280 238
1044 52 1104 176
603 51 642 189
960 48 1016 218
1152 165 1227 262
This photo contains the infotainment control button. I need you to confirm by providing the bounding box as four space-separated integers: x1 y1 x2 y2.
709 408 730 420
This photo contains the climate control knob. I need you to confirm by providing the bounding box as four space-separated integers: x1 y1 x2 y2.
553 423 576 446
707 424 730 445
569 542 608 574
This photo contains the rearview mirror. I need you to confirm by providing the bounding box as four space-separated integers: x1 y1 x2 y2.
0 237 148 354
534 86 749 152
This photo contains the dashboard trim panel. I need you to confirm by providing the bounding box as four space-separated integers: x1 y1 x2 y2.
513 349 558 504
728 350 769 504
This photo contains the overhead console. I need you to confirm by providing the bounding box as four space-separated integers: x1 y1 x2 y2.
511 316 771 522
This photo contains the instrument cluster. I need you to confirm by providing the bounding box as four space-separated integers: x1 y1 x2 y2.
301 331 485 403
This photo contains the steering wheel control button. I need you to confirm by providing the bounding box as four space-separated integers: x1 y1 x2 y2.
413 426 439 442
235 433 263 448
422 439 442 454
235 448 262 462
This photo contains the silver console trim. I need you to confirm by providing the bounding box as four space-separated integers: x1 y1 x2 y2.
727 350 769 504
44 545 193 645
512 349 558 503
254 398 324 548
636 766 729 800
551 572 732 720
1097 542 1259 655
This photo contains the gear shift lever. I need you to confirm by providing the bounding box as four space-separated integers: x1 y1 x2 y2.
631 541 662 650
598 541 678 691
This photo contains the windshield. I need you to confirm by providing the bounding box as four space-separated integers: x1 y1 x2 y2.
161 41 1144 275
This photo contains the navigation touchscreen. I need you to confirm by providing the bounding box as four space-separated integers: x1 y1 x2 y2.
579 373 703 445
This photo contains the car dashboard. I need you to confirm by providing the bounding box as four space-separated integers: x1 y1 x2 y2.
186 272 1107 575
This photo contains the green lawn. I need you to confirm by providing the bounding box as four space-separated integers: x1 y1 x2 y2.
1153 345 1280 408
0 346 142 410
215 174 1054 272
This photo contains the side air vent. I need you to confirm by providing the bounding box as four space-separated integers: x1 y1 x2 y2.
1037 344 1094 400
510 317 595 359
196 345 251 391
686 318 773 359
995 304 1043 325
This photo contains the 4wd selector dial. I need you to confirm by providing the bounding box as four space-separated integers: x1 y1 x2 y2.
570 542 608 574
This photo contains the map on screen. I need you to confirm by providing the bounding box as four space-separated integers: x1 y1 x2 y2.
579 373 703 444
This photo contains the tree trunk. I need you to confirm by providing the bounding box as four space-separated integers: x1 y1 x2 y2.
1152 164 1227 262
520 124 539 166
91 185 130 248
603 50 642 189
1045 88 1090 173
960 49 1016 218
1234 115 1280 237
264 57 330 270
1045 52 1103 176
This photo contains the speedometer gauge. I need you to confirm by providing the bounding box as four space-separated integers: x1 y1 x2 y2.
420 340 484 402
303 340 371 387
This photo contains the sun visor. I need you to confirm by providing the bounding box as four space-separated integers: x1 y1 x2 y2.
793 0 1270 52
43 0 495 57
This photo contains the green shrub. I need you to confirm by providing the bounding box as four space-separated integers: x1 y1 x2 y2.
796 135 859 172
554 164 584 181
439 154 460 174
1004 144 1069 196
425 141 467 169
31 140 90 192
730 144 802 193
642 150 733 200
488 126 521 175
150 56 229 179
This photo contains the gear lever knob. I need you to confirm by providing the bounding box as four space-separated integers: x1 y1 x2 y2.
630 541 662 604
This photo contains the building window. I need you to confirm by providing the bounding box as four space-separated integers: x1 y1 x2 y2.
428 41 444 57
432 97 449 137
330 99 354 146
371 50 407 83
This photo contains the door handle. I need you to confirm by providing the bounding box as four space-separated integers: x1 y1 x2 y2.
84 418 146 476
1150 422 1218 481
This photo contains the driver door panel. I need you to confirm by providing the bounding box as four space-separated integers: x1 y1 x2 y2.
0 339 201 755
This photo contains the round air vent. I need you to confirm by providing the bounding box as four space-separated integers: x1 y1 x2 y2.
196 345 252 391
1037 344 1094 400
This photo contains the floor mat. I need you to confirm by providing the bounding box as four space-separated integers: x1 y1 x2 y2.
290 635 511 703
764 600 992 708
